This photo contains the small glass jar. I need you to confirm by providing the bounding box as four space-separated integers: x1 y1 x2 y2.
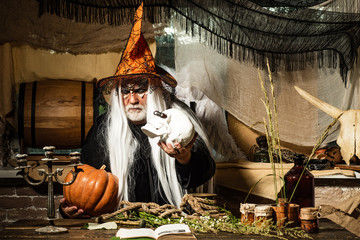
240 203 257 224
300 207 319 233
254 205 273 227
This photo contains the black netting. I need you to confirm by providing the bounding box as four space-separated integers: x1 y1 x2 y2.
38 0 360 83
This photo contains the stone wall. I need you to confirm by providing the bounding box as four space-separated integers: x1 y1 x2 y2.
0 174 63 228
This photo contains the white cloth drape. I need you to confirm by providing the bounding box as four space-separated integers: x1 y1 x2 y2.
174 27 360 149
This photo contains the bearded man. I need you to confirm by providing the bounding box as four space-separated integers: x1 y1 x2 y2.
60 3 215 218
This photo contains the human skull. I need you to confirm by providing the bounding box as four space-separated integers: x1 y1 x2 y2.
141 108 195 147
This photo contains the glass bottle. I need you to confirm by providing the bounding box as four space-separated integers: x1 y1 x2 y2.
284 154 315 209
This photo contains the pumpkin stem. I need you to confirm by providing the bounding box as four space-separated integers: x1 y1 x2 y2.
100 165 106 170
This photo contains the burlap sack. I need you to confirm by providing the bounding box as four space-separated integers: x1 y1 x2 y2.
318 193 360 237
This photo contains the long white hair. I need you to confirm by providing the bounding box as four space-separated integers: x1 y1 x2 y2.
105 85 212 207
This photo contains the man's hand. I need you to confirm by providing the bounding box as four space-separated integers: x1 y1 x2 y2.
157 133 198 165
59 198 91 219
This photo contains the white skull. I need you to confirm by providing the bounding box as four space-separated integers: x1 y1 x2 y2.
141 108 195 147
295 86 359 165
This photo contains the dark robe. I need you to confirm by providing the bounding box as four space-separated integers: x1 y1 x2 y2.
81 113 215 205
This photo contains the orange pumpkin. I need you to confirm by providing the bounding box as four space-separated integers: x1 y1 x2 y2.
63 164 119 216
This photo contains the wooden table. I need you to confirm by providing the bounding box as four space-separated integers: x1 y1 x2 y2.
0 218 359 239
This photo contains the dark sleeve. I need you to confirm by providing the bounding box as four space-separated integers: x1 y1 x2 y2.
175 136 215 189
81 114 111 171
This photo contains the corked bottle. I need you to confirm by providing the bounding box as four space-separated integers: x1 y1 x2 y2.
284 154 315 209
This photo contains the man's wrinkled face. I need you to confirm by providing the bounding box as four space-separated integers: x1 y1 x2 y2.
121 81 148 125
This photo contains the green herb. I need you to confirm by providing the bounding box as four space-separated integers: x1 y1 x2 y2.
110 209 312 239
83 223 89 229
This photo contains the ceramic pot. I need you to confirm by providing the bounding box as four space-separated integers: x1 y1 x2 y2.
272 199 299 227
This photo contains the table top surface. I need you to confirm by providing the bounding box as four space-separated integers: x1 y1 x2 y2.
0 218 359 240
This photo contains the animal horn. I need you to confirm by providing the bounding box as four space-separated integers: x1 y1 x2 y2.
294 86 344 118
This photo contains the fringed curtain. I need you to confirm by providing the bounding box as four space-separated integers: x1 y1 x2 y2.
38 0 360 83
38 0 172 26
248 0 328 7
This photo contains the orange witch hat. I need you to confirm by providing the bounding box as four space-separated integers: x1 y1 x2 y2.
97 3 177 92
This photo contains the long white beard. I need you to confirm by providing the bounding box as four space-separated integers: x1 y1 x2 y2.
125 104 147 122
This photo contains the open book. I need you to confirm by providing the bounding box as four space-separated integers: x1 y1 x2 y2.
116 223 197 240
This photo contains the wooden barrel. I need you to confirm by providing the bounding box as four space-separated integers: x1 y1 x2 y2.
18 80 98 149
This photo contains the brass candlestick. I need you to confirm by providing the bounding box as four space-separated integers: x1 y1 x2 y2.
15 146 83 234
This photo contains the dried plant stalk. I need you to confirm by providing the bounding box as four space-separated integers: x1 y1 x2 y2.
265 59 286 200
258 58 289 203
258 69 279 201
